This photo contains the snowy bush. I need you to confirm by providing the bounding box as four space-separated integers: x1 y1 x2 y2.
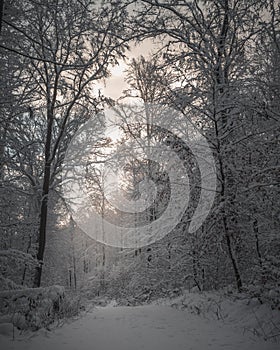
168 291 280 342
0 286 82 331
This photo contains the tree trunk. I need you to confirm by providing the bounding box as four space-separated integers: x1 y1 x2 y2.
33 108 53 287
253 219 266 285
33 162 51 287
223 216 242 291
215 0 242 292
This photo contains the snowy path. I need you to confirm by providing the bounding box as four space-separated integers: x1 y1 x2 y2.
0 304 278 350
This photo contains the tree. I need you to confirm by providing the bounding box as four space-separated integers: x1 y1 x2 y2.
1 0 132 287
128 0 275 292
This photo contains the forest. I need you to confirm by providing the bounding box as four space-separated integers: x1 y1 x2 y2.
0 0 279 348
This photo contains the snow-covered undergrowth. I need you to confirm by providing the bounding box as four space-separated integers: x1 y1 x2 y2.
160 290 280 343
0 286 84 335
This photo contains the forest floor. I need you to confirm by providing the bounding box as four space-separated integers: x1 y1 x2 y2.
0 300 279 350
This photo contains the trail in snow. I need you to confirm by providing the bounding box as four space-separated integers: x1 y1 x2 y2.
0 304 278 350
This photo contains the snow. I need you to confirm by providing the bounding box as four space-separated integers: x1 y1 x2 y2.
162 291 280 341
0 304 279 350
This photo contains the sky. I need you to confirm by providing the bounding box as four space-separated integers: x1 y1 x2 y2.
99 39 158 100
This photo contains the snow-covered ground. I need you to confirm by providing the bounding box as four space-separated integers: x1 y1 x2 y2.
0 303 279 350
161 291 280 341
